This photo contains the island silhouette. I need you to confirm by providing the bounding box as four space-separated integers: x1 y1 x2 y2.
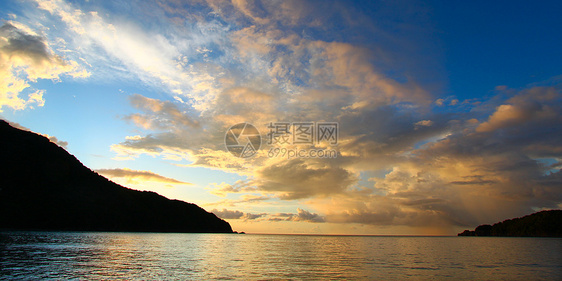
458 210 561 237
0 120 233 233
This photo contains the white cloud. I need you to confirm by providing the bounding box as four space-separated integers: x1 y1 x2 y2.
32 0 229 111
0 22 88 112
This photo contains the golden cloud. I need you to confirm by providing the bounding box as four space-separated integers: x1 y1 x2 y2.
95 168 191 185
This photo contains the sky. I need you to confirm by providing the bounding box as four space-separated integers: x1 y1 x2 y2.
1 0 561 235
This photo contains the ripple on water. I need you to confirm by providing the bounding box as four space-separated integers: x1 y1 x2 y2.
1 232 561 280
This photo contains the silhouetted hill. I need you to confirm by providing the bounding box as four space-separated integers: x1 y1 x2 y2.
0 120 233 233
458 210 562 237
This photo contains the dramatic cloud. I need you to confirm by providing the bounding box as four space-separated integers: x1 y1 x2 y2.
96 0 561 230
324 85 562 227
0 22 88 111
91 0 439 200
9 0 560 234
254 159 357 200
95 168 191 185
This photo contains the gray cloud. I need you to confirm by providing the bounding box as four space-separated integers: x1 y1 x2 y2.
288 208 325 223
0 23 50 64
126 94 200 130
211 208 244 219
46 135 69 149
0 22 86 111
243 213 266 220
210 208 266 220
255 159 357 200
321 193 476 227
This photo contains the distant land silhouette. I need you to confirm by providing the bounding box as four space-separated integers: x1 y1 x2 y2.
458 210 562 237
0 120 233 233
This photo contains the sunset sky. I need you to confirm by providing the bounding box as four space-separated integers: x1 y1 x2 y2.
1 0 561 235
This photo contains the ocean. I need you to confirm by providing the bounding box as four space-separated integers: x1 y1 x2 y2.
1 232 560 280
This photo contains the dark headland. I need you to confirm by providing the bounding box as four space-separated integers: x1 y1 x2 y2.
0 120 233 233
458 210 562 237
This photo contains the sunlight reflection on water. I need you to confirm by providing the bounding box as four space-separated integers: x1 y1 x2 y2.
1 232 561 280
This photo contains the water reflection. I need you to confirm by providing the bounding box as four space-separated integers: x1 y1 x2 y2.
1 232 561 279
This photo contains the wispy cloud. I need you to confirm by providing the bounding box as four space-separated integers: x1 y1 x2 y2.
204 195 271 207
95 168 191 185
125 94 200 130
32 0 230 111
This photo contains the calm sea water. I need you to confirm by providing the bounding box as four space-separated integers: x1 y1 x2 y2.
1 232 560 280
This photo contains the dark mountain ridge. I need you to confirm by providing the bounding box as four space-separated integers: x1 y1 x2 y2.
458 210 562 237
0 120 233 233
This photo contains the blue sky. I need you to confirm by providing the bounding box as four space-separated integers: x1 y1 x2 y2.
1 0 561 235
